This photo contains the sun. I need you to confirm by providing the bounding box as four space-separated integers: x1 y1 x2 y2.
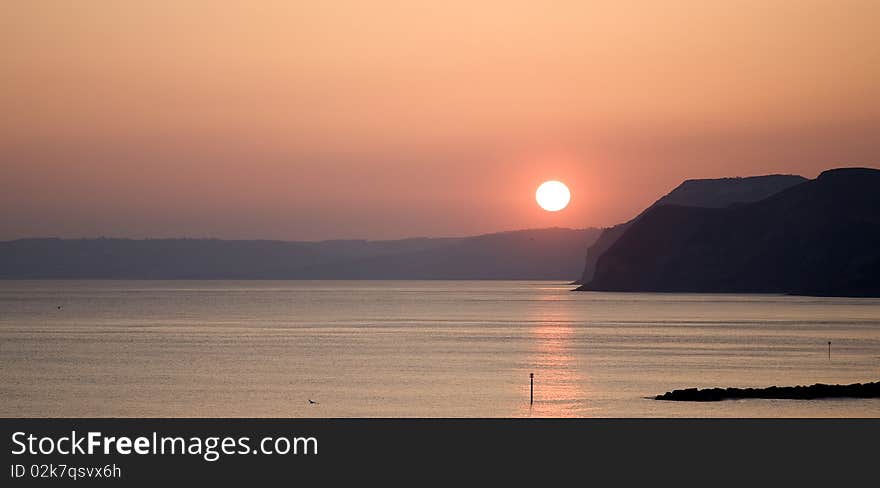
536 181 570 212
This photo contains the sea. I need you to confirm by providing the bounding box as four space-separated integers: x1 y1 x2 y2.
1 280 878 417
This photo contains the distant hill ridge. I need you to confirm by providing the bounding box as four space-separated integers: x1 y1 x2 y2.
579 167 880 296
0 227 601 280
575 173 807 284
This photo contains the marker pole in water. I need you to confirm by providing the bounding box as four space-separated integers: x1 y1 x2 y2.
530 373 534 405
828 341 831 360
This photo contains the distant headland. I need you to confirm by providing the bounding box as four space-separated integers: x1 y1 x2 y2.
0 227 599 280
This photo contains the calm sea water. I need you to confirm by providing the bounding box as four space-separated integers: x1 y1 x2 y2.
1 281 878 417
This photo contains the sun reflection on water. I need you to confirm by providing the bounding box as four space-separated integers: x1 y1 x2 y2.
519 306 593 417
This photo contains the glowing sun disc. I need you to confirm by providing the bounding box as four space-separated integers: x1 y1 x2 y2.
536 181 571 212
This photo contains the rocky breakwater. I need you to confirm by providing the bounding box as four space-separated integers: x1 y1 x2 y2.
655 381 880 402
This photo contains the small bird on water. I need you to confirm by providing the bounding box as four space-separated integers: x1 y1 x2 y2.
308 399 319 405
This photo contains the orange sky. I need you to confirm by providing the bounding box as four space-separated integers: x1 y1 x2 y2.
2 1 879 240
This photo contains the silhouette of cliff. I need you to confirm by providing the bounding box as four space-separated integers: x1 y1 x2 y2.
575 174 806 284
581 168 880 296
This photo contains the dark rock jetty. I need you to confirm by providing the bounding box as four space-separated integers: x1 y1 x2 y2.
655 381 880 402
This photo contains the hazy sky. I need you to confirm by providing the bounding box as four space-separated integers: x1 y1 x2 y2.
2 1 879 240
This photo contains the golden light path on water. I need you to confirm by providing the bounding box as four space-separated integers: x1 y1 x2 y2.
520 290 593 417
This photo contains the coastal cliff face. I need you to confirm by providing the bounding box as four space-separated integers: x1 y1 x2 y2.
575 174 807 284
582 168 880 296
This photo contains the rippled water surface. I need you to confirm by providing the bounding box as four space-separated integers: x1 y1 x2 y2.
1 281 878 417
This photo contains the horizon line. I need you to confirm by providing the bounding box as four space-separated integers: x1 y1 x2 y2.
0 226 601 245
